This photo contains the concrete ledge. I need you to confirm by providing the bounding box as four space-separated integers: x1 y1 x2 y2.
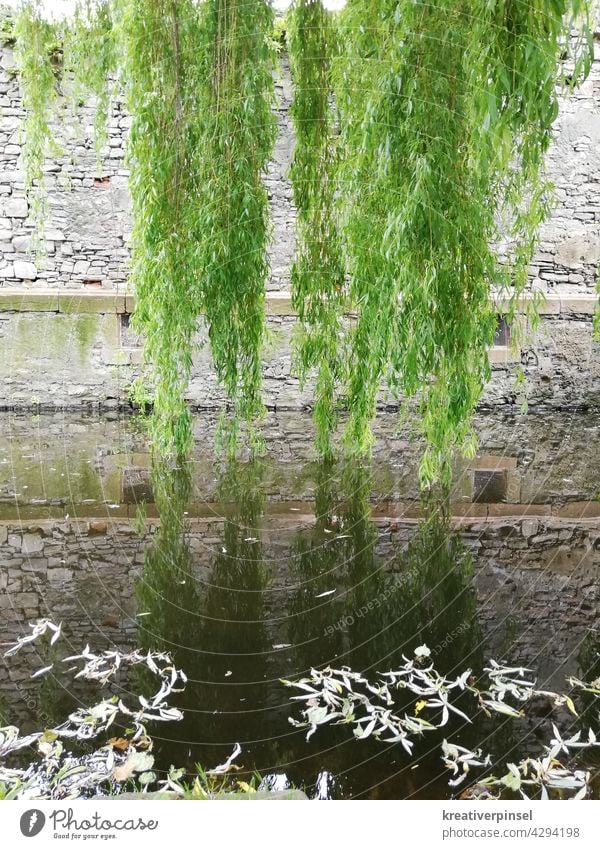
0 500 598 523
491 292 597 316
59 292 126 314
0 290 59 311
265 291 293 315
0 288 596 317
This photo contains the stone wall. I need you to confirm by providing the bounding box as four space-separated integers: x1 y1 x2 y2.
1 35 600 295
0 40 295 292
0 291 598 410
0 28 598 411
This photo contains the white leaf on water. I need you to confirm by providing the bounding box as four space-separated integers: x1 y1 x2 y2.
315 590 336 598
31 665 54 679
206 742 242 775
414 645 431 658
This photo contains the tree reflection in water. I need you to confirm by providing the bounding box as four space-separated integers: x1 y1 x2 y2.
134 456 484 798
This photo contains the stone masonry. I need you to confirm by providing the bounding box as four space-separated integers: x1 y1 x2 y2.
0 21 598 411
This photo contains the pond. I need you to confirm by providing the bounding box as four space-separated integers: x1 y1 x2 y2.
0 410 599 799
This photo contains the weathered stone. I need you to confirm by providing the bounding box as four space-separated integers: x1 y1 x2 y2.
4 197 28 218
22 558 47 573
47 568 73 584
11 234 30 252
13 259 37 280
522 519 540 539
22 533 44 554
73 259 91 275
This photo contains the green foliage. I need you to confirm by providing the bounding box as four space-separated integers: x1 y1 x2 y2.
195 0 276 456
333 0 592 486
12 0 594 487
14 1 62 249
64 0 117 156
0 7 15 44
288 0 346 457
120 0 205 457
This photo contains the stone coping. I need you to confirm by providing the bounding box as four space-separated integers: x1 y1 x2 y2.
0 499 598 523
0 288 596 317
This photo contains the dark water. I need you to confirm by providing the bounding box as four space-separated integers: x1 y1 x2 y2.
133 462 483 799
1 411 599 798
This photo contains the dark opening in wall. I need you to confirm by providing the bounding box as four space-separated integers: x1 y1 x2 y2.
120 313 142 348
473 468 508 503
93 176 111 188
494 315 510 347
122 468 152 503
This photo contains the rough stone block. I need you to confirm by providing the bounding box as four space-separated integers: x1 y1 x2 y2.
13 259 37 280
22 533 44 554
11 234 30 252
4 197 28 218
73 259 91 275
522 518 540 538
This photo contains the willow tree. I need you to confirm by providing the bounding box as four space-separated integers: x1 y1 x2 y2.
14 0 276 457
334 0 592 485
13 0 594 484
288 0 345 456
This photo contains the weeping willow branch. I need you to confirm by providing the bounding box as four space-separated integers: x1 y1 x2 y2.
121 0 206 456
14 0 62 250
196 0 277 456
64 0 117 156
288 0 346 457
333 0 592 486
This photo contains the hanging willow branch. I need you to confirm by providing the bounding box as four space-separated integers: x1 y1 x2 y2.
288 0 346 457
14 0 62 250
120 0 206 455
63 0 117 156
333 0 592 486
196 0 276 456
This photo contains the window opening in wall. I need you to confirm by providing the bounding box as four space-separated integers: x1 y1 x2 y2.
493 315 510 347
120 313 142 348
473 468 508 503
